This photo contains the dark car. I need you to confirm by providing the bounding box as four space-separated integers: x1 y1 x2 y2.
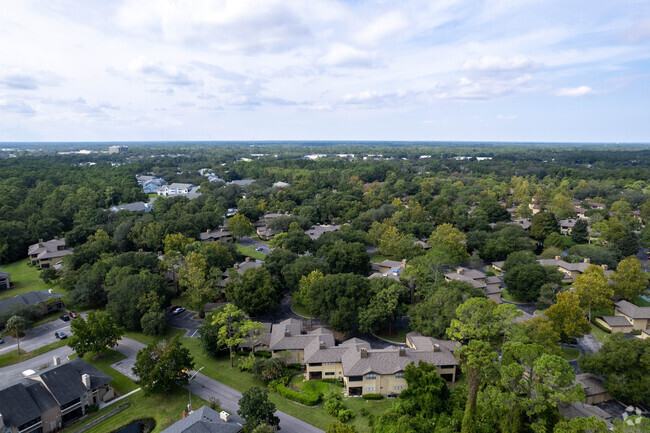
60 314 70 321
0 337 4 344
69 311 79 319
168 305 181 312
54 331 67 339
172 307 186 315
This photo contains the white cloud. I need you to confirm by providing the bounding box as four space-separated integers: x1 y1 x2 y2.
497 114 518 120
355 11 409 45
461 55 542 74
320 44 379 68
555 86 594 97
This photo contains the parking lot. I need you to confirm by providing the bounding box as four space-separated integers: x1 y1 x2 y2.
166 308 202 337
0 313 84 355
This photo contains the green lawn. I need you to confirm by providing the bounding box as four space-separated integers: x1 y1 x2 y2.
0 339 68 368
369 252 391 263
235 244 267 260
181 338 389 432
79 349 139 395
590 324 610 344
500 289 526 304
560 347 580 361
0 258 53 300
291 299 313 318
634 297 650 307
124 328 187 346
375 329 408 343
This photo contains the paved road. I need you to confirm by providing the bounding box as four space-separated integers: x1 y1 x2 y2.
239 236 272 254
167 309 202 338
188 372 324 433
0 314 81 355
576 334 601 354
112 338 146 381
0 345 73 383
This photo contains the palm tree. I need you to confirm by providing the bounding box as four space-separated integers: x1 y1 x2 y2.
6 315 27 355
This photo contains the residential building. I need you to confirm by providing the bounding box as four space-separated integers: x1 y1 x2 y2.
588 202 606 210
536 257 612 283
574 207 587 218
369 260 407 281
28 238 73 269
108 145 127 154
304 338 370 381
595 315 633 334
558 402 613 428
109 201 151 212
0 358 113 433
575 373 611 405
0 290 64 316
444 267 502 302
559 218 584 235
200 229 233 243
226 179 256 187
238 322 272 352
256 227 279 240
217 258 262 289
269 318 334 365
305 224 340 240
614 300 650 331
0 268 10 290
160 406 243 433
157 183 196 196
272 181 290 188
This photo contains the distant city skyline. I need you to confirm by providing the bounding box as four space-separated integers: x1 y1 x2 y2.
1 1 649 142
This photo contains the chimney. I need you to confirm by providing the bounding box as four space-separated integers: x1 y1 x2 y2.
456 268 463 274
220 411 230 422
432 344 440 352
401 259 407 267
245 257 250 262
319 341 326 350
584 258 590 264
398 347 406 357
220 228 224 232
555 256 561 261
138 248 143 252
53 355 61 366
284 327 291 337
54 236 59 240
207 229 211 234
39 239 43 246
601 264 608 271
360 348 368 358
48 289 53 294
234 263 239 269
82 374 91 390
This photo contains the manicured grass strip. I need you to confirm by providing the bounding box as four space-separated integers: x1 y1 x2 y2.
590 324 610 344
560 347 580 361
500 289 526 304
634 297 650 307
123 328 186 346
375 329 408 343
0 339 68 367
62 387 207 433
291 299 313 318
80 349 139 395
235 244 267 260
0 258 53 301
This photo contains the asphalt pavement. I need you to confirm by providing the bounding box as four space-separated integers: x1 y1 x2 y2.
0 314 80 355
167 309 203 338
111 337 146 380
239 236 272 254
0 344 74 384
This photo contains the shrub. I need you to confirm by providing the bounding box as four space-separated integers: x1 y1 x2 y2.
252 358 286 383
86 404 99 413
362 393 384 400
287 363 302 371
325 398 345 416
321 378 344 386
337 409 354 422
359 408 369 416
276 383 320 406
591 319 612 334
254 350 272 358
207 397 221 411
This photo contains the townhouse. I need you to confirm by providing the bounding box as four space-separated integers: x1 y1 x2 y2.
444 267 503 302
217 258 262 289
369 259 407 281
200 229 234 243
28 238 73 269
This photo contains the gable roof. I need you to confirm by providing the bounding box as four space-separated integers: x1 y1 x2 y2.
36 358 112 405
200 229 232 241
111 201 150 212
0 290 64 314
341 344 458 377
599 315 632 327
305 224 340 240
28 238 67 256
616 300 650 319
160 406 243 433
0 382 50 428
575 373 608 396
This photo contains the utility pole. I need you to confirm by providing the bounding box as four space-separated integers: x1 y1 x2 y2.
188 366 205 412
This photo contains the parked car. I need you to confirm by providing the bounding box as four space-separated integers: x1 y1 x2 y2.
255 247 264 251
60 314 70 321
0 337 4 344
168 305 181 312
54 331 67 339
172 307 186 315
69 311 79 319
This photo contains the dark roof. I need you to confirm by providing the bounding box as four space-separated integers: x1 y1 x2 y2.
111 201 150 212
0 290 64 314
616 300 650 319
0 268 9 279
160 406 243 433
0 383 45 428
38 358 112 404
599 315 632 327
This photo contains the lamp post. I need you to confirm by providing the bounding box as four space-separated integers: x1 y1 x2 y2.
188 366 204 412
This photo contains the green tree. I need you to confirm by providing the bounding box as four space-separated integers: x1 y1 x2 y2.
447 297 521 346
579 333 650 405
530 212 559 241
570 218 589 243
544 291 591 342
574 265 614 322
504 263 563 301
226 267 278 316
428 223 470 264
611 256 649 301
132 337 194 396
458 340 498 433
227 213 254 239
137 291 166 336
327 422 358 433
318 240 370 275
237 387 280 433
250 425 276 433
400 361 451 418
358 284 405 334
211 304 264 367
178 252 213 311
502 250 536 272
68 310 123 357
163 233 194 254
553 416 608 433
6 315 27 355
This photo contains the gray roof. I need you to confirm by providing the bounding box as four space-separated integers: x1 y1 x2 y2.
406 332 461 352
160 406 243 433
219 261 263 287
302 334 341 363
558 402 612 422
537 258 591 273
445 272 486 288
305 224 340 240
28 238 67 256
491 261 505 269
0 382 56 428
238 322 272 349
576 373 608 396
269 320 333 351
0 290 64 314
616 300 650 319
37 358 112 405
0 268 9 279
200 229 232 241
342 344 458 376
111 201 150 212
227 180 255 187
599 315 632 327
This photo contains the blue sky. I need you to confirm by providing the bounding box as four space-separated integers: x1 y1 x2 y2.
1 0 649 142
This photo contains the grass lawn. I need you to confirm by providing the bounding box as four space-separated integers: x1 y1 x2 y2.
79 349 139 395
147 193 159 200
182 338 389 432
561 347 580 361
500 289 527 303
591 306 614 317
634 297 650 307
0 258 53 301
0 311 60 337
235 244 267 260
124 328 187 346
369 252 391 263
0 339 68 368
291 299 313 318
375 329 408 343
590 324 610 344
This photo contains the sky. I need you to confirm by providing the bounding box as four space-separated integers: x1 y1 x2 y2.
1 0 649 143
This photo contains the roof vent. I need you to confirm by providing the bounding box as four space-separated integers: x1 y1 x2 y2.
48 289 53 294
432 344 440 352
584 258 590 263
220 411 230 422
284 327 291 337
555 256 561 261
360 348 368 358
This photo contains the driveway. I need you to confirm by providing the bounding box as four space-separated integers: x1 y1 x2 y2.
239 236 272 254
0 345 73 384
576 334 601 354
0 313 83 355
167 309 203 338
188 372 324 433
112 338 146 380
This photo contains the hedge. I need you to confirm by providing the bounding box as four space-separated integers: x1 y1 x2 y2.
276 384 321 406
591 319 612 334
362 393 384 400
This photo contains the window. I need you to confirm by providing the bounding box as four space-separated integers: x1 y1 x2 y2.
395 372 404 378
365 387 376 391
395 386 405 390
366 374 376 380
349 376 363 382
325 372 335 376
325 362 336 365
309 363 322 367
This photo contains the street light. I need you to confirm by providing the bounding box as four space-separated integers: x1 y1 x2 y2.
188 366 204 412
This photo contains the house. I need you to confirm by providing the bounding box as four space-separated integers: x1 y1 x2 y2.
595 315 633 333
0 358 113 433
528 203 541 215
217 258 262 288
414 240 431 250
369 260 407 281
256 227 279 240
536 257 611 283
136 175 166 193
273 181 290 188
575 373 611 404
160 406 243 433
200 229 233 243
109 201 151 212
613 300 650 331
305 224 340 240
558 402 613 428
157 183 202 198
588 202 606 210
444 267 502 302
559 218 582 235
269 319 335 365
28 238 73 269
574 207 587 218
226 180 256 187
0 290 65 316
238 322 272 352
0 269 10 290
512 218 531 230
304 338 370 381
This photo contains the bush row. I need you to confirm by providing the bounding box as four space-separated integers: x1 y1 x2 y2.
276 383 321 406
362 393 384 400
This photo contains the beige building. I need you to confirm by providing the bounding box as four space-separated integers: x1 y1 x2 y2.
28 238 72 269
444 267 502 302
269 319 334 365
199 228 233 243
218 258 262 289
614 300 650 331
369 259 407 281
575 373 611 405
